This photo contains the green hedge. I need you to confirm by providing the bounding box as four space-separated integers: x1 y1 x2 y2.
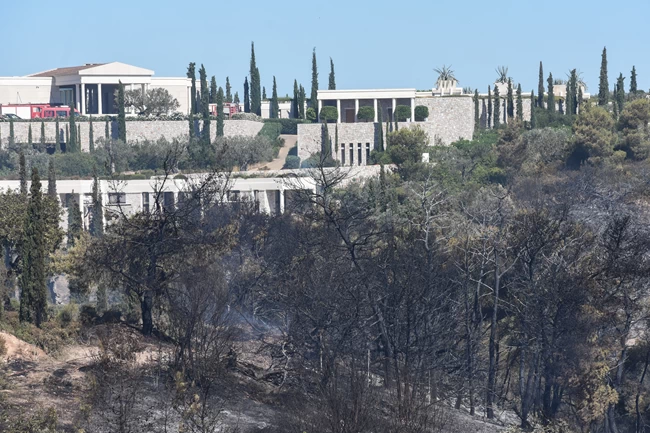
319 106 338 123
262 118 306 134
357 106 375 122
258 122 283 140
395 105 411 122
415 105 429 121
284 155 301 169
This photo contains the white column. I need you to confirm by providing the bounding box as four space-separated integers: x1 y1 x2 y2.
317 99 323 122
279 189 285 214
392 98 396 121
97 84 103 115
336 99 341 124
373 99 378 122
75 84 80 111
354 99 359 123
411 98 416 122
80 84 85 115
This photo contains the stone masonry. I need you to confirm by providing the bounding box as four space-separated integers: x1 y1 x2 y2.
0 119 264 151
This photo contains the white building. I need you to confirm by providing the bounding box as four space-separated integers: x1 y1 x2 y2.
0 62 193 116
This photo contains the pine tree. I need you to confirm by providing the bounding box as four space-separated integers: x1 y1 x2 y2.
493 85 500 128
9 119 15 148
530 91 537 128
210 76 217 104
187 62 197 115
311 48 319 121
67 194 82 248
378 105 384 151
47 158 56 197
538 61 545 108
516 84 523 122
19 152 27 195
19 168 47 327
270 77 279 119
89 115 94 152
506 79 514 119
616 73 625 113
233 92 240 105
68 104 77 152
40 120 45 151
329 58 336 90
90 169 103 237
473 90 480 131
630 66 638 95
216 86 225 137
487 86 492 129
250 42 262 116
28 124 33 147
117 81 126 143
199 65 210 144
244 77 250 113
299 85 306 119
547 73 555 113
292 80 299 119
598 47 609 106
225 77 232 103
262 86 267 100
55 117 61 152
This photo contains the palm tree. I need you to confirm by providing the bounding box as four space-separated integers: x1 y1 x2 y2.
495 66 509 84
434 65 457 83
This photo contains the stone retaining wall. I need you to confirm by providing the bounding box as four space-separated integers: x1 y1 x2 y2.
0 119 264 150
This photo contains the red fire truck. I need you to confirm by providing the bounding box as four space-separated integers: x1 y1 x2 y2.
0 103 80 119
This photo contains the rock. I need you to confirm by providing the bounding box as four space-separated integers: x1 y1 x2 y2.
48 275 70 305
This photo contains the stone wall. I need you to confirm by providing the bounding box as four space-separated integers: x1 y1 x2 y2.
298 96 476 163
477 97 532 128
0 119 264 150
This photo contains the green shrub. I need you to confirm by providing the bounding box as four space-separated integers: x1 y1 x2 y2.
357 106 375 122
258 122 283 140
263 118 304 134
79 304 98 326
284 155 301 169
415 105 429 121
319 106 338 123
57 304 79 328
306 107 317 123
395 105 411 122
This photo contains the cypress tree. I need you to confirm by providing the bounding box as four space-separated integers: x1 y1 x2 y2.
47 158 56 198
210 76 217 104
321 122 330 157
394 110 399 131
630 66 637 95
616 73 625 113
530 91 537 128
516 84 523 122
104 119 109 142
311 48 318 120
68 104 77 152
377 106 384 152
598 47 609 106
78 125 81 150
55 117 61 152
188 116 194 139
89 115 94 152
578 87 584 112
67 194 82 248
19 152 27 195
493 85 500 128
387 116 391 135
199 64 210 144
292 80 299 119
233 92 240 105
216 86 225 137
506 79 514 119
65 125 69 150
270 77 279 119
262 86 267 100
474 89 480 131
487 86 492 129
244 77 250 113
567 69 578 116
299 85 306 119
334 123 339 154
117 81 126 143
187 62 197 115
28 124 33 148
40 120 45 151
328 57 336 90
19 168 47 327
225 77 232 103
547 73 555 113
613 91 618 118
90 169 103 237
537 61 544 108
250 42 261 116
9 119 15 148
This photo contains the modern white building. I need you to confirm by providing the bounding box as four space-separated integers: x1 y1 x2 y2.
0 62 193 116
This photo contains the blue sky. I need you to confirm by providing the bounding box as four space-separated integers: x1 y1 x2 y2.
3 0 649 97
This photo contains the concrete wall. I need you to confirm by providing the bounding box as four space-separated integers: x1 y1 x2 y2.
0 119 264 150
0 77 54 105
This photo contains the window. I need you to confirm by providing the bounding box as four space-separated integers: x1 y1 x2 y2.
163 192 175 210
108 193 126 205
358 143 362 166
366 143 371 164
349 146 354 166
341 144 346 165
56 110 68 117
228 190 241 202
142 193 150 213
59 88 73 106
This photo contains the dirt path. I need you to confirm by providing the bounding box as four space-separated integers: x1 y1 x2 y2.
248 134 297 171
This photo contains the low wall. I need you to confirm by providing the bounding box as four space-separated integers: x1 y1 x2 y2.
0 119 264 150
